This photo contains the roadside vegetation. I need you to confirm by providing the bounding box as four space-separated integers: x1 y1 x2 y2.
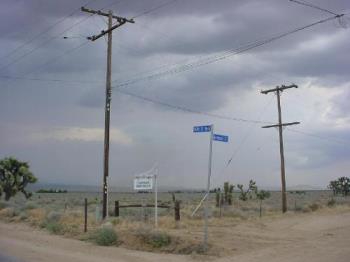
0 174 350 255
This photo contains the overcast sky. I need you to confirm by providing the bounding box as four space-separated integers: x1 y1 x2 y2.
0 0 349 190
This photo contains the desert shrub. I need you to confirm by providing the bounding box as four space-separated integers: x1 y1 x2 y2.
110 218 120 226
46 211 62 223
177 243 207 254
136 228 171 248
309 203 320 211
302 205 312 213
327 198 336 207
294 205 303 212
91 228 118 246
19 211 28 221
215 208 248 219
45 222 65 235
23 201 38 210
68 210 81 218
0 201 9 210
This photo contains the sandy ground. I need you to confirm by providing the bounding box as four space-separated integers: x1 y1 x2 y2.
0 209 350 262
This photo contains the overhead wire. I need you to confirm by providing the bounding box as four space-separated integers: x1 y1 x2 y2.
113 13 344 89
289 0 339 16
114 88 273 124
286 128 350 145
0 0 125 73
0 0 98 62
131 0 179 19
0 15 95 73
0 0 127 87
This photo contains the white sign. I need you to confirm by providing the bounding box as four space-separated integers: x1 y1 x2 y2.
134 177 153 190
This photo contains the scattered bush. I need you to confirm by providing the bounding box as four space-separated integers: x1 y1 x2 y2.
37 189 67 193
309 203 320 211
45 222 65 235
23 201 38 210
302 205 312 213
110 218 120 226
46 211 62 223
0 201 9 210
91 228 118 246
327 198 336 207
136 228 171 248
177 243 207 254
19 211 28 221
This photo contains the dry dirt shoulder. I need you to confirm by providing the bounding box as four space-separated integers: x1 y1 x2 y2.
0 209 350 262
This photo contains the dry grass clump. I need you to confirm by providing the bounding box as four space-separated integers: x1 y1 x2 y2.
0 207 17 218
135 227 171 248
115 223 207 255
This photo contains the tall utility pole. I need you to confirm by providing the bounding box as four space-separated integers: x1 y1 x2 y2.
81 7 134 219
261 84 300 213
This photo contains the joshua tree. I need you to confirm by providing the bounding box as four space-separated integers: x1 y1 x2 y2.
215 188 221 207
0 157 37 201
328 177 350 196
237 180 257 201
223 182 234 205
256 190 271 217
338 177 350 196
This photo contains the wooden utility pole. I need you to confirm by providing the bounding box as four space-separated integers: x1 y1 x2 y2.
81 7 134 220
261 84 300 213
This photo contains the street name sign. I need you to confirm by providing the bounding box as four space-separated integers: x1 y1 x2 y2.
193 125 212 133
213 134 229 142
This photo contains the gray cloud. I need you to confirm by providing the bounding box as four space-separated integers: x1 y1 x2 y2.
0 0 349 189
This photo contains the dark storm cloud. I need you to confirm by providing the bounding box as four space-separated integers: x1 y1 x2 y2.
1 0 350 188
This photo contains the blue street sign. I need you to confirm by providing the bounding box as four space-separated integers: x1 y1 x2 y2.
213 134 229 142
193 125 212 133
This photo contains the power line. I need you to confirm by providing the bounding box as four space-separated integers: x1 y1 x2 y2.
0 40 92 89
0 0 98 62
113 13 344 88
0 15 94 73
286 128 349 145
0 0 125 73
289 0 339 16
131 0 179 19
114 88 273 124
0 1 128 88
0 73 102 85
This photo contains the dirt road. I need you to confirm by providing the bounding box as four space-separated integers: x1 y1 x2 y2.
0 209 349 262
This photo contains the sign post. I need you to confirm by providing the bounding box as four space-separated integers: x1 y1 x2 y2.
204 124 214 249
133 166 158 228
193 124 229 250
154 167 158 228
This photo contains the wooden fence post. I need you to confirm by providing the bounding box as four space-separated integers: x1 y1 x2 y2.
115 201 119 217
84 198 88 232
174 201 180 221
